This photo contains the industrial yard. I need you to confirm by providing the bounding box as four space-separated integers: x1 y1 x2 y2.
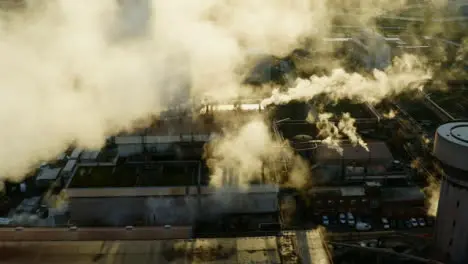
0 0 467 264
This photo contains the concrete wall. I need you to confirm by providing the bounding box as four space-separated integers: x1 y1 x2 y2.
434 179 468 264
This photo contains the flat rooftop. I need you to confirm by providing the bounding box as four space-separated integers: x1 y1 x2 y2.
395 92 443 135
426 83 468 119
316 141 394 162
381 186 425 202
117 117 214 137
68 162 209 188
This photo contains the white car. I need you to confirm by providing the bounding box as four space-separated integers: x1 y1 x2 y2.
355 222 372 231
347 213 355 226
322 215 329 226
410 218 418 227
418 218 426 227
339 213 346 224
381 217 390 229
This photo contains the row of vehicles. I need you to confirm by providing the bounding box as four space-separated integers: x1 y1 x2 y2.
321 213 432 231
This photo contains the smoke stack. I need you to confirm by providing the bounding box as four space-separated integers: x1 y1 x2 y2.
432 121 468 263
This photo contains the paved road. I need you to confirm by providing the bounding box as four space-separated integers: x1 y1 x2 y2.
0 226 192 241
0 237 283 264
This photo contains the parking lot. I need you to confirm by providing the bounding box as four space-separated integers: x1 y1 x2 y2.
311 212 434 233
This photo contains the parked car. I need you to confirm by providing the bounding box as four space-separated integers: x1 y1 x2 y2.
322 215 329 226
347 212 355 226
339 213 346 224
418 218 426 227
359 239 378 248
381 217 390 229
410 218 418 227
405 220 413 229
355 222 372 231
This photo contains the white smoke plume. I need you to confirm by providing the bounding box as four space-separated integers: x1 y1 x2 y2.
0 0 443 185
261 54 432 107
338 113 368 151
0 0 338 182
425 172 441 217
205 116 309 188
383 109 397 119
307 112 368 155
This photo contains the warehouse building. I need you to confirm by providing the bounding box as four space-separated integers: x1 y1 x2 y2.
65 107 279 227
308 183 425 217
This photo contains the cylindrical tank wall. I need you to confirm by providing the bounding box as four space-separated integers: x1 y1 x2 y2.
433 122 468 263
434 178 468 263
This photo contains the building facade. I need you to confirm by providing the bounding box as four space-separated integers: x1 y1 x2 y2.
433 121 468 264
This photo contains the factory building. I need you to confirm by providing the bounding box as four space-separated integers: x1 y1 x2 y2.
65 161 279 227
65 105 279 227
432 121 468 264
309 183 425 217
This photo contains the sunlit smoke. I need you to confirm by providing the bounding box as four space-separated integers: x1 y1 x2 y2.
204 116 309 189
307 112 368 154
308 226 330 264
311 112 343 154
0 0 443 184
338 113 368 151
0 0 336 182
383 109 397 119
261 54 432 107
425 172 441 217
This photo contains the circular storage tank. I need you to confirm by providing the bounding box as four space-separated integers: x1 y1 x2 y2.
433 121 468 264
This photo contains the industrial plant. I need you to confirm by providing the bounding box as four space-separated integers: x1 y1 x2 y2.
0 0 468 264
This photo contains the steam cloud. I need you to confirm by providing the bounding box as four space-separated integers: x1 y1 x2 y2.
205 116 309 188
0 0 335 182
383 109 397 119
308 226 330 264
262 54 432 107
0 0 447 186
425 171 441 217
307 111 368 155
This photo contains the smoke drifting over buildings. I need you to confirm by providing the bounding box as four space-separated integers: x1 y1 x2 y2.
0 0 444 186
205 116 309 188
261 54 431 107
307 112 368 155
